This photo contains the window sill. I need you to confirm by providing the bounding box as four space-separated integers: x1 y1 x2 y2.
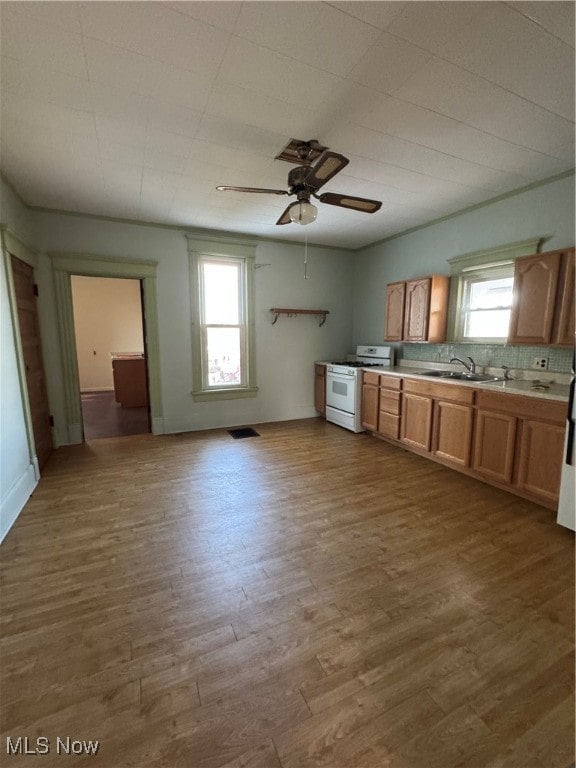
192 387 258 402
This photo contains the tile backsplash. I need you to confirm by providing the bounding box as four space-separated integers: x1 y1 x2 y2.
399 343 573 374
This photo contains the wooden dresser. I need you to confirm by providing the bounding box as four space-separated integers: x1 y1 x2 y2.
112 356 148 408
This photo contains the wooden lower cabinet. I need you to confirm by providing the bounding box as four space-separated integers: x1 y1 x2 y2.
400 393 433 451
314 364 326 415
472 410 517 484
473 391 566 506
433 400 474 468
516 419 565 506
378 376 401 439
362 375 566 511
361 372 403 438
361 380 379 432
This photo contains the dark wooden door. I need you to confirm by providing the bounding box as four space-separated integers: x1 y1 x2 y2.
11 256 53 469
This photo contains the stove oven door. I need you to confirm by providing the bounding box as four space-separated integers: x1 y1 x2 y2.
326 369 357 415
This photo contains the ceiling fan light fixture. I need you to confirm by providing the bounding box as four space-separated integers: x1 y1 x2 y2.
289 200 317 225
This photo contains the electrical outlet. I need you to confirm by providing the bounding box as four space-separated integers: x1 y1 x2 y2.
533 357 549 370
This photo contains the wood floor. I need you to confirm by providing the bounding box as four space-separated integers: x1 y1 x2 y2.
1 418 574 768
81 391 150 440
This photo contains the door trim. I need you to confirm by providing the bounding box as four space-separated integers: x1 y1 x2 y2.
50 252 164 442
0 226 42 478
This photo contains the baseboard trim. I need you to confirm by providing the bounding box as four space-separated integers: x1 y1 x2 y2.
0 462 37 543
151 416 164 435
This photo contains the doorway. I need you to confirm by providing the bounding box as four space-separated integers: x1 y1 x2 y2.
10 255 53 468
71 276 150 440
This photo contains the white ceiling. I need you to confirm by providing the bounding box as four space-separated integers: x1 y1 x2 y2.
0 1 574 249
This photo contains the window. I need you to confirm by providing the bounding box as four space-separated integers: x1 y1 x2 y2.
455 262 514 341
448 239 541 344
188 236 257 401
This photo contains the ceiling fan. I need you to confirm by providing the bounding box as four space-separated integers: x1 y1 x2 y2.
216 138 382 226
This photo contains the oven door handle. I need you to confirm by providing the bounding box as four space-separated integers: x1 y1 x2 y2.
327 372 355 383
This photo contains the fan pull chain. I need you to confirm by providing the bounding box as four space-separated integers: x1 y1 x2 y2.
304 231 309 280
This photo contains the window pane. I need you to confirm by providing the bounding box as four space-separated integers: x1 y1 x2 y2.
465 309 511 338
203 263 240 324
469 277 513 310
206 327 242 386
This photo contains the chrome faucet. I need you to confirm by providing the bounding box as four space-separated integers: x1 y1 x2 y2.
450 356 476 373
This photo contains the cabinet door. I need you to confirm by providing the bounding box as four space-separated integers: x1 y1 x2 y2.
473 410 516 484
508 252 561 344
400 393 433 451
384 282 405 341
314 364 326 415
403 279 431 341
553 248 575 346
432 401 474 468
361 384 379 432
516 419 565 505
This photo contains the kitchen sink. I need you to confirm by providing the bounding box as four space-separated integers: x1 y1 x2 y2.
417 370 502 382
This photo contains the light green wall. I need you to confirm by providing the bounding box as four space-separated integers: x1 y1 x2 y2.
352 174 575 371
34 211 355 436
0 182 40 542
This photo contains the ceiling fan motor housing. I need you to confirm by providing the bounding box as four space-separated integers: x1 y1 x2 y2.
288 166 313 192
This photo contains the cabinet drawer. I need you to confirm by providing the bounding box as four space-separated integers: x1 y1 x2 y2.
476 391 565 423
378 412 400 439
363 371 380 386
403 378 475 404
379 391 401 415
379 374 402 391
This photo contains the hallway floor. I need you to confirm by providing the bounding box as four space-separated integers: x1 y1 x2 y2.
81 391 149 439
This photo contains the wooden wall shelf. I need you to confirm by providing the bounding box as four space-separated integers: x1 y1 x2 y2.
270 308 329 327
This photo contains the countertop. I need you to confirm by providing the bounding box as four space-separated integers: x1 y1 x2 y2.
363 365 570 403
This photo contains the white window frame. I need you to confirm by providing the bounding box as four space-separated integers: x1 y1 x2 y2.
454 261 515 343
187 234 257 401
447 238 541 344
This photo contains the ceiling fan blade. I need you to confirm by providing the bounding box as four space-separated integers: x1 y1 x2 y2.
216 186 289 195
276 204 294 225
304 152 349 189
317 192 382 213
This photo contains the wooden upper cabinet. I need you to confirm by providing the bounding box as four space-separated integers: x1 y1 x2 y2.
403 278 430 341
385 275 449 343
384 282 405 341
553 248 575 346
508 248 574 345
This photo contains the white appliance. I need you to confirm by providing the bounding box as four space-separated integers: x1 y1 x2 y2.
325 345 393 433
557 351 575 531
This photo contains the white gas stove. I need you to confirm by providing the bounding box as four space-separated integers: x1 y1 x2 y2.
325 345 393 432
